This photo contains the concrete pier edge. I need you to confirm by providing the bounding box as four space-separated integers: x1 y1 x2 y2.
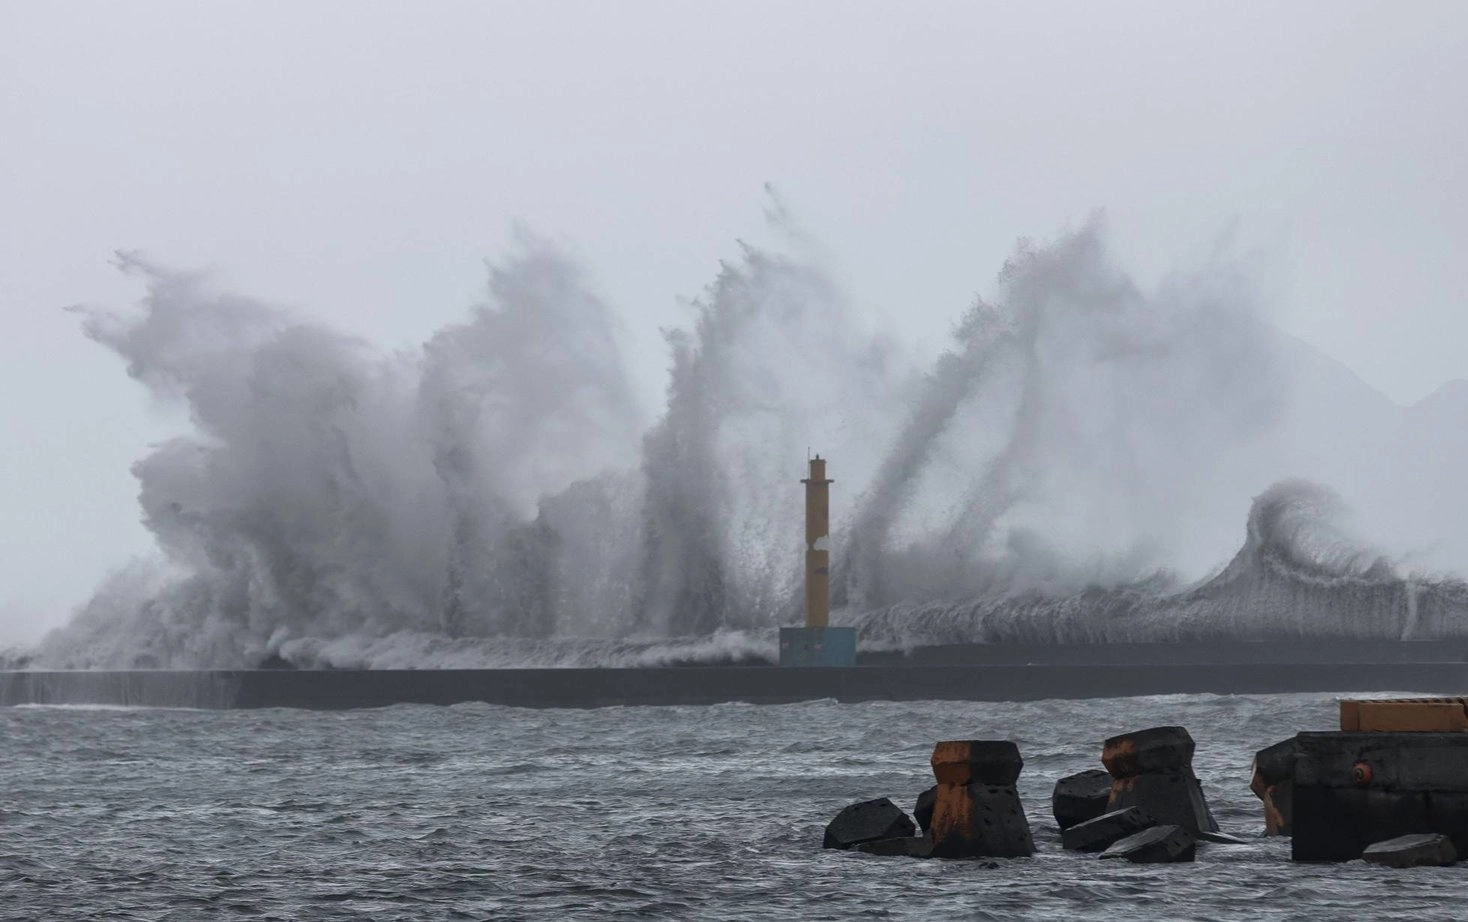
5 660 1468 710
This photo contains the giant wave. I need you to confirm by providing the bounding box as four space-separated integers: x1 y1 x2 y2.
26 212 1468 669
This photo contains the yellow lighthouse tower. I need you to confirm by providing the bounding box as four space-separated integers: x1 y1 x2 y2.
779 455 857 666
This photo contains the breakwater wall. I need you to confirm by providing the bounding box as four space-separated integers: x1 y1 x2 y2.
855 639 1468 667
5 658 1468 710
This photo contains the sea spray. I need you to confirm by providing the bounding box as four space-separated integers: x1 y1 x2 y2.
636 243 904 636
838 222 1288 610
33 216 1468 668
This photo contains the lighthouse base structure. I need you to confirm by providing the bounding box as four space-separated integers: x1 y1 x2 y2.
778 627 857 667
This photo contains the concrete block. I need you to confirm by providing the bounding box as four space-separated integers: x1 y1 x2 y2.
1293 732 1468 861
1425 791 1468 846
1099 824 1197 863
1362 833 1457 868
1250 738 1297 836
1102 726 1196 776
823 797 916 850
1060 806 1155 852
1294 731 1468 791
914 786 936 833
1196 829 1251 845
929 782 1035 859
1294 786 1430 861
1259 781 1294 837
1053 768 1113 830
1253 738 1297 787
854 835 934 858
930 740 1023 785
1108 770 1219 834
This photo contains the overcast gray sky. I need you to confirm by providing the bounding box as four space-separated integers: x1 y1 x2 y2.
2 0 1466 644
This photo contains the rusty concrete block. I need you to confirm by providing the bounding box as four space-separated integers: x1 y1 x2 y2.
1263 782 1294 836
1250 738 1297 836
1102 726 1195 777
1108 769 1219 833
930 740 1023 786
929 782 1035 859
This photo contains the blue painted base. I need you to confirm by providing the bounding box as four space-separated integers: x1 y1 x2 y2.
779 627 857 667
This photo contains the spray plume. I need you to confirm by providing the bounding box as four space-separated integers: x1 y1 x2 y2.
30 215 1468 668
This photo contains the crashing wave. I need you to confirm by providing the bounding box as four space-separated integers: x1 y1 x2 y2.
27 212 1468 669
855 480 1468 648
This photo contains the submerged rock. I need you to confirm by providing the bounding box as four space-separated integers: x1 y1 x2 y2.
823 798 916 850
1053 769 1113 830
1099 824 1197 863
854 835 934 859
1061 807 1156 853
1362 833 1457 868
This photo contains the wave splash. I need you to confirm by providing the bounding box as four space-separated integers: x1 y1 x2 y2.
31 215 1468 668
858 479 1468 649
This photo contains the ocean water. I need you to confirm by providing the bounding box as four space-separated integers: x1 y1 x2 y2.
3 692 1462 921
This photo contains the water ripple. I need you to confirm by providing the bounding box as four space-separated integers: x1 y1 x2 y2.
4 692 1465 919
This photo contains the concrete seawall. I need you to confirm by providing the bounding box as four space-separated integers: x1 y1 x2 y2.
5 660 1468 710
855 639 1468 667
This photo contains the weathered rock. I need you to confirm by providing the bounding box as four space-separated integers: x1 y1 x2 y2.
914 786 936 833
1099 824 1197 863
1052 769 1113 830
854 835 934 858
1102 727 1196 776
930 740 1023 786
1293 732 1468 861
1362 833 1458 868
1250 737 1296 836
930 782 1036 859
1108 769 1219 834
1061 807 1156 852
1197 829 1251 845
823 798 916 850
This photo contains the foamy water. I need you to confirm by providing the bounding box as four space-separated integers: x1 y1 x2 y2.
5 692 1463 921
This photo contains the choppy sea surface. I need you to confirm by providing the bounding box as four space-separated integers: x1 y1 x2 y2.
3 692 1462 921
